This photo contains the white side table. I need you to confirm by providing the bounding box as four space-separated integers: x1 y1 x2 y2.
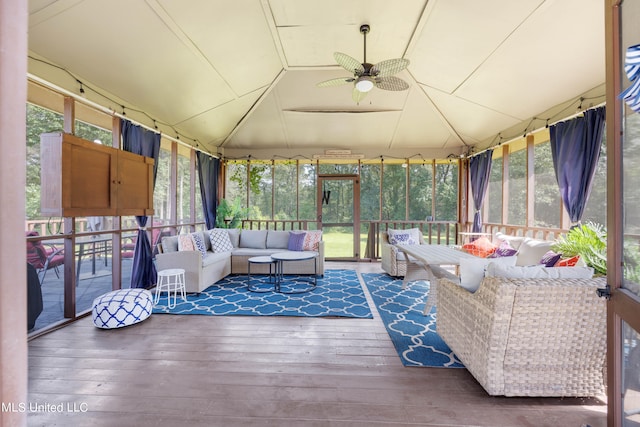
155 268 186 309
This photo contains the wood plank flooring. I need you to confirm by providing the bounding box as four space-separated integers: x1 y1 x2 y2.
26 262 607 426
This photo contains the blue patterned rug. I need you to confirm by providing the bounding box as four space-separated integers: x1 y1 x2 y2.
153 269 372 318
361 273 464 368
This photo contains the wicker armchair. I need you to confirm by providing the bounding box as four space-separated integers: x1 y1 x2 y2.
380 231 426 277
436 275 607 397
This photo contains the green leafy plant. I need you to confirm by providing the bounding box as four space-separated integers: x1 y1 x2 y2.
215 198 248 229
552 221 607 276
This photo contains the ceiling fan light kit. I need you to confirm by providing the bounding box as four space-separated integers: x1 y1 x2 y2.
355 76 374 92
317 24 410 101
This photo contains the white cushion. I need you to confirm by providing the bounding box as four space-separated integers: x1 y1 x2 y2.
208 228 233 253
486 263 594 280
459 255 517 292
240 230 268 249
388 228 421 245
266 230 290 249
515 238 554 266
92 289 153 329
495 232 526 251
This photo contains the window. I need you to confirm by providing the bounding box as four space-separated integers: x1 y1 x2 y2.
409 163 433 221
360 163 380 221
507 147 526 225
434 162 458 221
382 163 407 220
274 161 298 220
534 142 560 228
487 156 502 224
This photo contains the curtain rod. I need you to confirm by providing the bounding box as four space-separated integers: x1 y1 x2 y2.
28 74 218 159
471 101 606 158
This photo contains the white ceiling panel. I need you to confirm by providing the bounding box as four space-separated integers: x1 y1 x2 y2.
156 0 283 96
281 111 401 149
410 0 544 94
424 86 522 143
455 0 605 120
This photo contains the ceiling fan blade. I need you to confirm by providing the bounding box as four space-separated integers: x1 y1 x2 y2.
352 87 369 103
334 52 365 75
375 76 410 91
371 58 410 77
317 77 355 88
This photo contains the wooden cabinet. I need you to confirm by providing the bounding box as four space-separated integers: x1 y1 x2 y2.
40 132 154 217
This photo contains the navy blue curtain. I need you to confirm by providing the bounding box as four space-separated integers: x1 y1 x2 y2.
550 106 605 224
469 150 493 235
121 120 161 288
196 152 219 229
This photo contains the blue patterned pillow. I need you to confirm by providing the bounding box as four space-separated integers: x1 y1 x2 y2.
190 232 207 259
388 228 419 245
288 232 306 251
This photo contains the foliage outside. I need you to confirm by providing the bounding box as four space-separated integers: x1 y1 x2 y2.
215 198 248 229
552 222 607 276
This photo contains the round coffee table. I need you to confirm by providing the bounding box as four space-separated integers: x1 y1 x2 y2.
271 251 318 294
247 256 277 292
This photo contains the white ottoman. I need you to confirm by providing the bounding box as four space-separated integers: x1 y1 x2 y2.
92 288 153 329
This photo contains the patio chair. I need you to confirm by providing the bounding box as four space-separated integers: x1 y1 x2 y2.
26 231 64 285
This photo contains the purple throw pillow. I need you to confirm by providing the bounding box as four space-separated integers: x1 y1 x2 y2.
288 232 306 251
540 250 562 267
488 241 518 258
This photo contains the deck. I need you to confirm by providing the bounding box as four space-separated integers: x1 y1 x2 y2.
27 262 607 426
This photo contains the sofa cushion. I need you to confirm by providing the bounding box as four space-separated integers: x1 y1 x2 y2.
303 230 322 251
208 228 233 253
227 228 240 248
495 232 526 250
202 251 231 267
462 236 497 258
232 248 280 257
288 232 306 251
388 228 420 245
178 234 195 251
240 230 268 249
488 240 518 258
486 263 594 279
267 230 290 249
540 250 562 267
515 238 554 266
191 232 207 258
556 255 581 267
459 255 517 292
161 235 179 253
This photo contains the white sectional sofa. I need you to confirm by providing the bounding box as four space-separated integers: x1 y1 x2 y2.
155 229 324 293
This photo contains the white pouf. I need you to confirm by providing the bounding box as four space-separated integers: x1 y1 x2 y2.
92 288 153 329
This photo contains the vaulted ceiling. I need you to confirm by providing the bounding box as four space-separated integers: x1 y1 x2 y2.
27 0 605 160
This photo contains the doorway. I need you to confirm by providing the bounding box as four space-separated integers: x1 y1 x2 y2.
317 175 360 261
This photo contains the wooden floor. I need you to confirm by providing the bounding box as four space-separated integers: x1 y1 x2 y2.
27 262 607 427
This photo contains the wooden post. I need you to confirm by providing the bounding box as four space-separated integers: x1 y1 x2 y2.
0 0 28 424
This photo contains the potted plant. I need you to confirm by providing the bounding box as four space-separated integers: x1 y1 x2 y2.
215 198 247 229
552 221 607 276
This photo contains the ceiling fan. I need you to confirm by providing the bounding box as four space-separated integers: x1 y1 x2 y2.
317 24 410 102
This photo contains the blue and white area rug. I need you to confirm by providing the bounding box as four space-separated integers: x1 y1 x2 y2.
153 269 372 318
362 273 464 368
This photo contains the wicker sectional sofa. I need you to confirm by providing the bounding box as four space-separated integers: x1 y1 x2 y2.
156 229 324 293
436 273 607 397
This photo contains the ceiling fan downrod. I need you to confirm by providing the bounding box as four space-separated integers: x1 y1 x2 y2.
360 24 370 66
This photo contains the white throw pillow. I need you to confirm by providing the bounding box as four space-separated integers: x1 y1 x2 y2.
459 255 517 292
515 238 554 266
495 232 526 251
208 228 234 253
388 228 421 245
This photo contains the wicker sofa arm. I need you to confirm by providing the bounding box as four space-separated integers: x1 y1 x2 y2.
437 275 608 397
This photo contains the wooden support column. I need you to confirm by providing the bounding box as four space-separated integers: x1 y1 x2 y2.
112 116 122 290
0 0 28 424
